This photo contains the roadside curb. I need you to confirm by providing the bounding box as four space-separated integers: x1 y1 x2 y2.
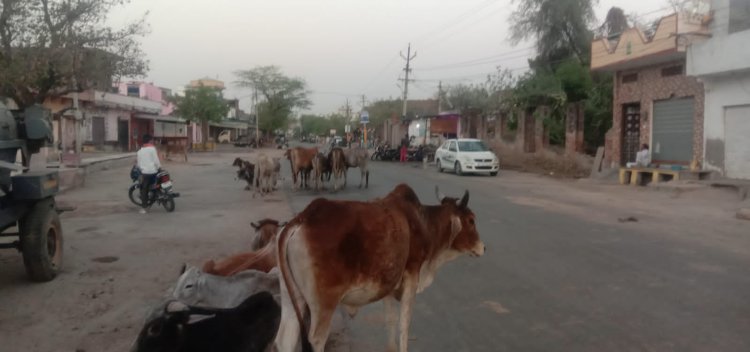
53 154 136 193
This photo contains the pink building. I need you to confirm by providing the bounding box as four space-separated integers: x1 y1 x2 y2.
115 81 175 115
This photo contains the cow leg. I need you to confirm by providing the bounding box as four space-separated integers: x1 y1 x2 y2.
275 272 305 352
398 273 418 352
365 170 369 189
308 300 337 352
384 296 399 352
359 169 364 189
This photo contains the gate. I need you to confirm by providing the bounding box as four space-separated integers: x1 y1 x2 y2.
621 103 641 165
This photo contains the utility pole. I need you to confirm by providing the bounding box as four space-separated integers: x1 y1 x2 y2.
254 89 260 148
437 81 443 114
360 94 367 147
399 43 416 119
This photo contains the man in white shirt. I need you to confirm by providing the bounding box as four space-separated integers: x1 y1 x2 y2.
136 134 161 214
627 144 651 168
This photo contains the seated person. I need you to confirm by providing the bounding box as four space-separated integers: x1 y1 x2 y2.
626 144 651 168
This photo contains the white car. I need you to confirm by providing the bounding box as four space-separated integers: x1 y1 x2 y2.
435 138 499 176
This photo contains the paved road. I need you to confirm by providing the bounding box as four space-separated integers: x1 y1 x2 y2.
282 154 750 352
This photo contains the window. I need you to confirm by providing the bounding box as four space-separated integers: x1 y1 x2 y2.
729 0 750 34
457 140 489 152
661 65 684 77
448 141 457 152
127 85 140 97
622 73 638 84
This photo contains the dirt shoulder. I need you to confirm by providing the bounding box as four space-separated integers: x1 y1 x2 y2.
0 149 292 352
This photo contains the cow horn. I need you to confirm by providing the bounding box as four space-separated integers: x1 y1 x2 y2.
279 221 288 228
250 222 259 230
458 190 470 208
435 186 446 202
166 301 189 313
179 263 187 275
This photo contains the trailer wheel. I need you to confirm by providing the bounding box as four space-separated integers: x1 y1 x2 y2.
20 199 63 282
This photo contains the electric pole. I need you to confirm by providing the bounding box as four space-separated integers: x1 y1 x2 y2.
360 94 367 147
399 43 416 119
437 81 443 114
254 89 260 148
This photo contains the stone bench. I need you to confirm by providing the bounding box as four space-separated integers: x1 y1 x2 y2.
619 167 712 186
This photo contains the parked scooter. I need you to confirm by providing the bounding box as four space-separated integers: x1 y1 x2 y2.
371 143 400 161
128 166 180 212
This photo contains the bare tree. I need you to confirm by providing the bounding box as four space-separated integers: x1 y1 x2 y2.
0 0 149 109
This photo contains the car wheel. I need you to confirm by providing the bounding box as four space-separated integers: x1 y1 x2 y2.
436 159 442 173
454 162 463 176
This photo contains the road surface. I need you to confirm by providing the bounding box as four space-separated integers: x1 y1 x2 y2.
283 152 750 352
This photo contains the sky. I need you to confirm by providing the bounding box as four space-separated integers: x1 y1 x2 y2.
108 0 677 115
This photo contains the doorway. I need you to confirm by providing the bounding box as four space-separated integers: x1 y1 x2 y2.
621 103 641 166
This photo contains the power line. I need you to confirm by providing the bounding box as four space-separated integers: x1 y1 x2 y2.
415 49 535 71
411 0 499 46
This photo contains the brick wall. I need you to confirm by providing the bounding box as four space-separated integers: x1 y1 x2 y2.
609 60 704 166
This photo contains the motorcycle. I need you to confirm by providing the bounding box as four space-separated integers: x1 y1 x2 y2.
370 144 400 161
128 166 180 212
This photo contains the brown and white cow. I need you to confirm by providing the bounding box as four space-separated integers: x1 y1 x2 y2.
284 147 318 190
274 184 484 352
328 147 347 192
202 243 278 276
203 219 285 276
250 218 286 250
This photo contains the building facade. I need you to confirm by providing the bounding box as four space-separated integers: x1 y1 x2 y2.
591 11 710 168
687 0 750 179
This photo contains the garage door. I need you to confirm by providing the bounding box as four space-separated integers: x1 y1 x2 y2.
725 105 750 179
652 98 694 163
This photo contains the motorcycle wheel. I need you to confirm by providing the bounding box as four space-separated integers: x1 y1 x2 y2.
128 184 142 206
162 196 176 212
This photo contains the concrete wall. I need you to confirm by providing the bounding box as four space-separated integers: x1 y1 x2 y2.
687 0 750 77
700 74 750 174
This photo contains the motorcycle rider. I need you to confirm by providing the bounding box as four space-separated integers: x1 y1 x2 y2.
137 134 161 214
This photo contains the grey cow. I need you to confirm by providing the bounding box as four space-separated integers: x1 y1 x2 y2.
172 266 281 308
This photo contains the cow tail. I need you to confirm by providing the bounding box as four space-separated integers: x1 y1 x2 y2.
277 224 313 352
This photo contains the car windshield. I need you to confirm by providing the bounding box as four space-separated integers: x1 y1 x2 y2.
457 141 488 152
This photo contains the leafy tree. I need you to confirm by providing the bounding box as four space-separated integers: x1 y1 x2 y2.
299 113 349 137
172 85 229 148
234 66 311 133
509 0 597 67
0 0 149 109
366 99 402 127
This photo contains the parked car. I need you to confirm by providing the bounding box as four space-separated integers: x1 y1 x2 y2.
233 135 255 147
435 138 499 176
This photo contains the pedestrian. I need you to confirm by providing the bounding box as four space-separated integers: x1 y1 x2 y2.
400 133 409 163
137 134 161 214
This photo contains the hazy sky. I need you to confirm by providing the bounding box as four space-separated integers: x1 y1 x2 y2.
109 0 675 115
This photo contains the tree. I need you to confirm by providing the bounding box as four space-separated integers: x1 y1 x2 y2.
509 0 597 67
234 66 311 134
0 0 149 109
172 85 229 148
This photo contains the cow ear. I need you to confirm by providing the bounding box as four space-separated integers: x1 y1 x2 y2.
250 222 260 230
166 301 189 313
458 190 469 208
187 314 215 325
449 216 463 243
179 263 187 275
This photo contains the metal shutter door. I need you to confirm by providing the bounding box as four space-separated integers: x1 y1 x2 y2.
725 106 750 179
652 98 694 163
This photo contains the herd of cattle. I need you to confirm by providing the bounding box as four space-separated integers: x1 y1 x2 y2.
132 182 485 352
233 146 371 196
